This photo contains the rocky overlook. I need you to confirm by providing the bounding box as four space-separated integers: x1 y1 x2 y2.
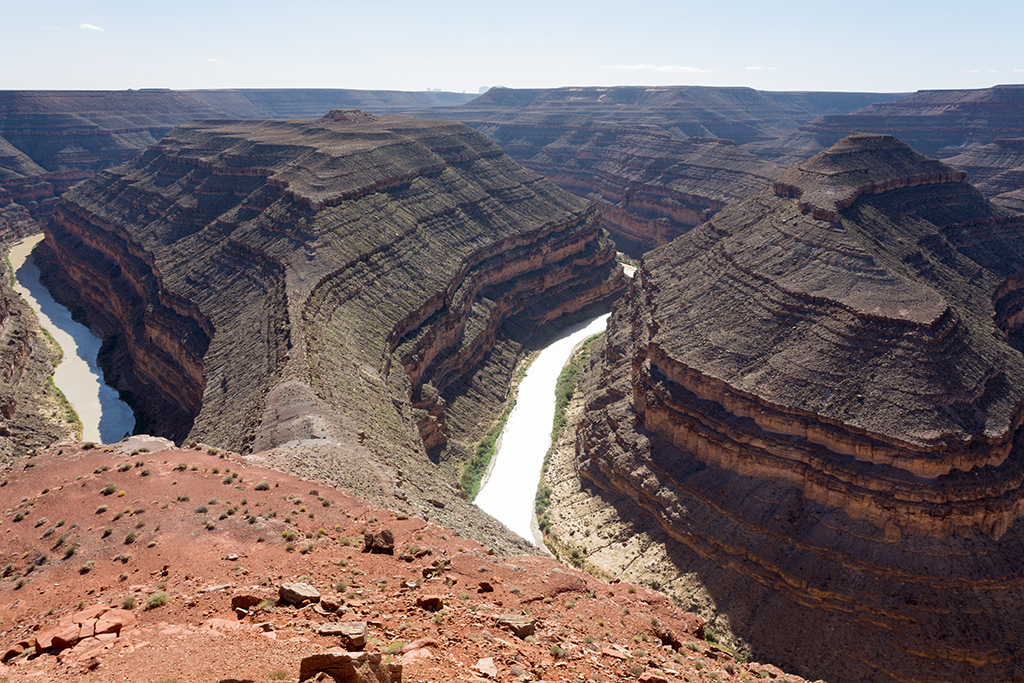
572 134 1024 683
37 112 623 548
0 439 819 683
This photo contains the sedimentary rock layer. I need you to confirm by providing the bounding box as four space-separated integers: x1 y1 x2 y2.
577 134 1024 683
39 112 623 539
750 84 1024 164
944 137 1024 212
472 122 782 253
0 89 477 221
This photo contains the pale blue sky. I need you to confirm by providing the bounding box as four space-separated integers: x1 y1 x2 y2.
2 0 1021 94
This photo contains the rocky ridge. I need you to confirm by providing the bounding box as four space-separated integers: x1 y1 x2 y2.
37 112 624 548
749 84 1024 164
571 134 1024 683
0 440 819 683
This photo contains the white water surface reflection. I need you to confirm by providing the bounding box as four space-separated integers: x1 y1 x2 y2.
475 314 610 545
9 234 135 444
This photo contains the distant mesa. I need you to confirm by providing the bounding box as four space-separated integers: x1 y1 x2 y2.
577 133 1024 683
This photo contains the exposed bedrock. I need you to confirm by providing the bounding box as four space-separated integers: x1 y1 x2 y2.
39 112 623 542
576 134 1024 682
472 121 783 254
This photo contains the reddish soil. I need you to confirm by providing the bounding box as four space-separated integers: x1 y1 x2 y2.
0 439 818 683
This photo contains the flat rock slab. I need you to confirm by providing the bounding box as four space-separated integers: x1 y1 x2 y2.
280 582 321 605
318 621 368 648
495 614 536 639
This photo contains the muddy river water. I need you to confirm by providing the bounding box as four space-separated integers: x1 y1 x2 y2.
475 313 610 545
9 234 135 444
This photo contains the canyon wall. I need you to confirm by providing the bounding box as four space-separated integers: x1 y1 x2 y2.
38 112 623 548
575 134 1024 683
470 122 782 254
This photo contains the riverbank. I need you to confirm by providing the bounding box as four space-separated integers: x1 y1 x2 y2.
9 234 134 444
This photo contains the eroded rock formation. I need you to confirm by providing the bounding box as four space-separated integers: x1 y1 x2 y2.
472 122 782 253
576 134 1024 682
39 113 623 542
0 89 478 223
944 137 1024 212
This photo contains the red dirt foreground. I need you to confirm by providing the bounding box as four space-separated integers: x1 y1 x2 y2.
0 438 821 683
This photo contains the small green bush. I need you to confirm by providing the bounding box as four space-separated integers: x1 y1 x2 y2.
144 592 169 609
101 484 116 496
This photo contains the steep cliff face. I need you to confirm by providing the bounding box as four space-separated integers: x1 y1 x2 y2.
40 112 623 544
472 121 782 253
576 134 1024 683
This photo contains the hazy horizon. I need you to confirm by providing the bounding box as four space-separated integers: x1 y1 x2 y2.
3 0 1022 95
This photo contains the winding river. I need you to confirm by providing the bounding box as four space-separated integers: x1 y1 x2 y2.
475 313 610 545
9 233 135 444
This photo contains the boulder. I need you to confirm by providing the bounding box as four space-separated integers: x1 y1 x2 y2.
495 615 536 639
298 650 401 683
318 621 368 649
362 529 395 555
415 595 444 612
280 582 321 605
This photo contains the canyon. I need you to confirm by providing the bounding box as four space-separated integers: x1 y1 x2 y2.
566 133 1024 683
36 111 623 554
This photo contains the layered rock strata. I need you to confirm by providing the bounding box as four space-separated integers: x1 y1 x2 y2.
0 89 477 223
39 112 623 542
944 137 1024 212
750 84 1024 164
576 134 1024 683
0 241 79 463
472 122 782 253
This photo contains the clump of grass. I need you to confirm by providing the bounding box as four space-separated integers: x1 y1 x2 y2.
101 484 116 495
144 592 169 609
122 596 136 609
381 642 404 655
194 505 209 514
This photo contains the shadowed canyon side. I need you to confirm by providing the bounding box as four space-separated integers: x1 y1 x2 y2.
572 134 1024 683
38 111 624 548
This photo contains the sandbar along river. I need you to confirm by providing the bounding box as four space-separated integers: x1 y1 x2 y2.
475 313 610 545
9 234 135 444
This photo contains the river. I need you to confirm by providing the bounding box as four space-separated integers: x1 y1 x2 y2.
474 313 610 545
9 233 135 444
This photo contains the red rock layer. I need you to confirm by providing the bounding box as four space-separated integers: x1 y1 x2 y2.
576 134 1024 683
944 137 1024 212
